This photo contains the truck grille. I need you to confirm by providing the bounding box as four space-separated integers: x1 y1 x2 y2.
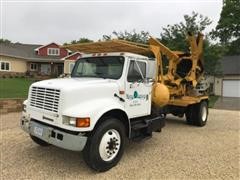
30 87 60 113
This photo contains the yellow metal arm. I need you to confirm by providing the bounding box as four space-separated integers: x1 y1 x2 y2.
149 37 179 83
149 33 204 97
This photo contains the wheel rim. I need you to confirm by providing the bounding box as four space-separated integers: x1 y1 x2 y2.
201 105 207 122
99 129 121 162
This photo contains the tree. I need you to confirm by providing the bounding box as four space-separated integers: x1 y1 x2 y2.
64 37 93 45
102 30 150 44
159 12 223 75
203 39 225 75
0 39 11 44
211 0 240 55
160 11 212 51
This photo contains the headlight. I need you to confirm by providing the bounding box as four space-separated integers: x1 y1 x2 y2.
63 116 90 127
69 117 76 125
63 116 76 126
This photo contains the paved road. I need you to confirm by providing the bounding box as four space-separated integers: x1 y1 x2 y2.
1 110 239 179
214 97 240 111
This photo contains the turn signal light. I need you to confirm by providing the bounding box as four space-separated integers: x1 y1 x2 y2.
76 118 90 127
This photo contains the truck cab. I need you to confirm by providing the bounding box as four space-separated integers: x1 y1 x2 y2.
21 52 163 172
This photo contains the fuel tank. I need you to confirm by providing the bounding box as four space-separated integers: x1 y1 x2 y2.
152 83 170 107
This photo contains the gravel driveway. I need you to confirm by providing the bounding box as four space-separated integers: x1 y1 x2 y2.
1 109 239 179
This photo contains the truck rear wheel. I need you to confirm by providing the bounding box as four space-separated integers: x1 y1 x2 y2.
185 101 208 127
30 135 50 146
185 105 194 125
83 118 126 172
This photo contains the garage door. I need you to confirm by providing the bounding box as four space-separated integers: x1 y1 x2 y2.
223 80 240 97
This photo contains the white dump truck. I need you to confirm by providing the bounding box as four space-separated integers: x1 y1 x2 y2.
21 33 209 172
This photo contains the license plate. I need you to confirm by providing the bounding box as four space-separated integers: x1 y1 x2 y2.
33 126 43 137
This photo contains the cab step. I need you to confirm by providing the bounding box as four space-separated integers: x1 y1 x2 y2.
130 115 165 141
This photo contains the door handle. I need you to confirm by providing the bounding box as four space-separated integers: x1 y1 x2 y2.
114 93 125 102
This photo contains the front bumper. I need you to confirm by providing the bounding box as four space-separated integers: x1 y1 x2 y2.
20 115 87 151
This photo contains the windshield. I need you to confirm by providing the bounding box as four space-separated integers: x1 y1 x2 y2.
71 56 125 79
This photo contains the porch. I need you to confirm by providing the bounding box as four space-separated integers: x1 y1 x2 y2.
27 62 64 79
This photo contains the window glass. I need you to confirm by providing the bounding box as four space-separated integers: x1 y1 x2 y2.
48 48 60 56
30 63 37 70
6 63 9 70
0 62 10 71
1 62 4 70
127 61 146 82
72 56 124 80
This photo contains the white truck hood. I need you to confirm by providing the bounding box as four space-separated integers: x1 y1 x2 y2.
26 77 123 132
31 78 116 90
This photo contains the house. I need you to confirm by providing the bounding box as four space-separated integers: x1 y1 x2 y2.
0 42 73 78
214 55 240 97
61 52 83 74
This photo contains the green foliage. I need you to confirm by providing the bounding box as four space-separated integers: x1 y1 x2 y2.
160 11 212 51
0 39 11 44
203 38 225 75
211 0 240 55
227 38 240 55
159 12 222 75
64 38 93 45
103 30 150 44
209 95 219 108
0 78 34 98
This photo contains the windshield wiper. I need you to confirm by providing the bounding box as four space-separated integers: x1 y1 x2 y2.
95 72 107 79
73 72 107 79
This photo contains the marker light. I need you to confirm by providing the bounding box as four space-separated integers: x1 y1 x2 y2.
76 118 90 127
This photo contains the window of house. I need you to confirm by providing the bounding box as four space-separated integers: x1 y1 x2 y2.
47 48 60 56
0 61 10 71
127 60 146 82
30 63 37 71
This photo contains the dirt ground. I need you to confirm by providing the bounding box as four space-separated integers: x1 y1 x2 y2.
1 109 239 179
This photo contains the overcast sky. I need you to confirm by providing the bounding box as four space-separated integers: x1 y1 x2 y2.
1 0 222 45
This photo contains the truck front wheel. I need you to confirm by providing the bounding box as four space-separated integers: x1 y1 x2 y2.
83 118 126 172
185 100 208 127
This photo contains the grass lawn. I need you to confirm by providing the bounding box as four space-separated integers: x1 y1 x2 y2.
0 78 35 99
209 95 219 108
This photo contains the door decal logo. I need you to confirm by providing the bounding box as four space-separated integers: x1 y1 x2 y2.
134 91 138 98
126 91 148 100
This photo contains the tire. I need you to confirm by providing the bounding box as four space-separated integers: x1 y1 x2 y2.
83 118 126 172
185 101 208 127
185 105 194 125
30 135 50 146
195 101 208 126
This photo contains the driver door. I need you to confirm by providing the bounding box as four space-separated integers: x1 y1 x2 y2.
125 60 152 118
